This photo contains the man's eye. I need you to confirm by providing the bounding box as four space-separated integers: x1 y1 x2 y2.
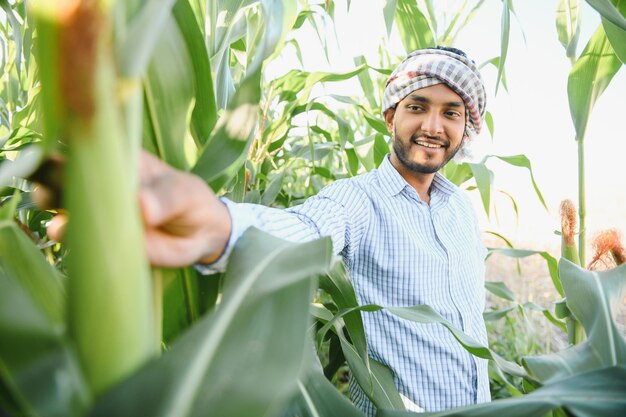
408 105 423 111
445 111 461 117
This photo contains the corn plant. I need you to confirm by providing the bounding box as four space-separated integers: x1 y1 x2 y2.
564 0 625 263
1 1 626 417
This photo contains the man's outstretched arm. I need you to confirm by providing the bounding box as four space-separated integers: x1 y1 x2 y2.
47 150 232 268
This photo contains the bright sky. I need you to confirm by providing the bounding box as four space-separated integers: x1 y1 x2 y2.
268 0 626 254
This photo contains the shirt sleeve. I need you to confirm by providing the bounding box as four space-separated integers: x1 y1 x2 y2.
195 179 371 274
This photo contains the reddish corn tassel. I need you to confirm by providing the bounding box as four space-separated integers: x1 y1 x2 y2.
587 229 626 270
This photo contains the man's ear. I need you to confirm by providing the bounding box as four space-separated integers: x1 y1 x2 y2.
383 108 395 133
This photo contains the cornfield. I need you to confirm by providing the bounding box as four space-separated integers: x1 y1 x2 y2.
0 0 625 416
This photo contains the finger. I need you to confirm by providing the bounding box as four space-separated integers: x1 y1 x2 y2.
139 170 210 230
47 214 68 242
139 150 174 185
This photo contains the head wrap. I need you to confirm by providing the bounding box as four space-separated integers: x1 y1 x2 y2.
382 48 487 135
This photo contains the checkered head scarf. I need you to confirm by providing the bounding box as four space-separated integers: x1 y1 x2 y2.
382 47 487 135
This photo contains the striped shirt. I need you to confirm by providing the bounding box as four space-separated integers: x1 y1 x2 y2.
205 155 490 414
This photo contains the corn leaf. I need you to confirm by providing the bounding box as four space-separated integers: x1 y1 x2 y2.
0 222 89 417
383 0 398 38
161 267 221 345
378 366 626 416
523 261 626 383
353 55 379 111
468 161 493 217
143 13 194 170
116 0 178 77
281 367 366 417
88 229 333 417
568 23 622 140
0 267 89 417
585 0 626 30
556 0 581 59
174 0 217 146
601 0 626 63
496 0 512 94
192 69 262 189
194 0 295 189
494 155 547 210
0 144 42 188
488 248 563 297
0 0 22 74
319 262 369 375
0 221 64 324
485 281 516 302
336 322 406 411
395 0 435 52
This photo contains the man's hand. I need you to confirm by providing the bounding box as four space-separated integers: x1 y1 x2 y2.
46 151 232 268
138 151 231 267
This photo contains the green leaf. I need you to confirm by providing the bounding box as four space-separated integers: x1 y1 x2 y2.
386 305 526 377
173 0 218 146
319 262 369 374
480 56 509 92
395 0 435 52
0 267 89 417
556 0 582 60
496 0 512 94
485 281 516 302
0 223 88 417
0 221 64 324
192 70 261 189
442 161 473 186
0 0 22 74
336 322 406 411
494 155 547 210
116 0 179 77
485 111 495 139
601 0 626 64
567 23 622 140
161 267 220 345
353 55 379 111
282 366 366 417
523 261 626 383
0 189 20 221
468 162 493 216
523 302 568 333
143 13 195 170
373 134 389 167
378 366 626 416
261 170 285 206
488 248 563 297
89 229 333 417
0 145 43 189
585 0 626 31
383 0 399 38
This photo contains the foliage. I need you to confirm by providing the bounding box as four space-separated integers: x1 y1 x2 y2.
0 0 625 417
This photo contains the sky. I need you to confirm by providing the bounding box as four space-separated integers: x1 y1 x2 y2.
267 0 626 254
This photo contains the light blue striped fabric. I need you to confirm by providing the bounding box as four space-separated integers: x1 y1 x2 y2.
204 155 490 414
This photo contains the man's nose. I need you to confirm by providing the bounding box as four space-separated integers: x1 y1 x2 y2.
421 112 444 135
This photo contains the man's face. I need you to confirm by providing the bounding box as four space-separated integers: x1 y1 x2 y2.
385 83 466 175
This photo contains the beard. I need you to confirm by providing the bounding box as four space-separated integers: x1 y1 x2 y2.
392 126 464 174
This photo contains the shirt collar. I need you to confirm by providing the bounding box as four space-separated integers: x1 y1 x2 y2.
377 154 457 199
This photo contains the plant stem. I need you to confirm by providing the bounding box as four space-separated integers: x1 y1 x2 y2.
577 137 586 265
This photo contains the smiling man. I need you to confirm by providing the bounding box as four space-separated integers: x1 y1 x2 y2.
129 46 490 415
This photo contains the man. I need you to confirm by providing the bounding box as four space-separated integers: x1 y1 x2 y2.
51 46 490 414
